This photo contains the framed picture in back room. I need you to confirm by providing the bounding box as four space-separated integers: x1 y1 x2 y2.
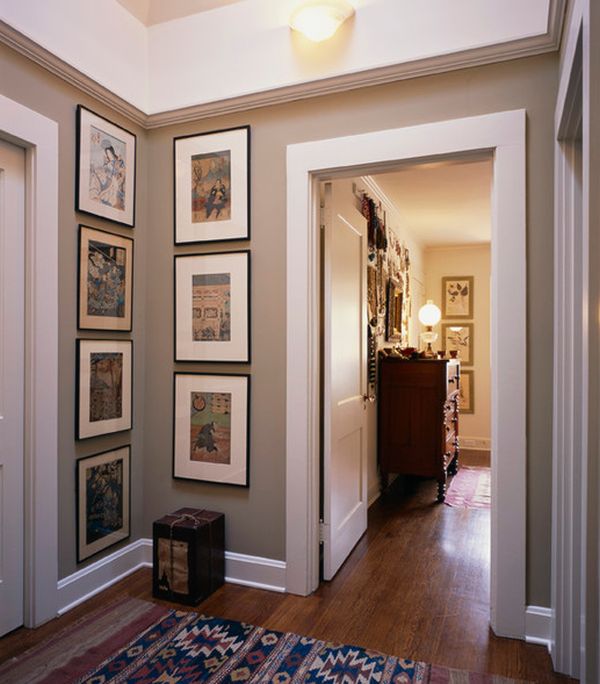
174 125 250 244
77 225 133 331
174 250 250 363
442 275 474 319
77 445 130 562
173 372 250 487
76 339 133 439
76 105 137 227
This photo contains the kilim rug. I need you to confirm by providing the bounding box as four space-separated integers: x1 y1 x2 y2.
445 466 491 509
0 597 525 683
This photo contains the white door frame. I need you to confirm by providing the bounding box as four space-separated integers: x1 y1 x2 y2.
0 94 58 627
551 1 599 678
286 110 527 639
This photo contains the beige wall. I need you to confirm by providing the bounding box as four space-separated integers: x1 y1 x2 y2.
0 43 148 579
0 43 556 606
425 245 491 445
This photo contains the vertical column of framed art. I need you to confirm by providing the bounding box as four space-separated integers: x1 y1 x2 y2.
73 105 137 563
440 276 475 414
172 126 251 489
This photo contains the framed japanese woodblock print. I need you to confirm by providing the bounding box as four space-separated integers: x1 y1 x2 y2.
175 250 250 363
78 225 133 331
442 276 474 319
76 106 136 227
77 446 130 562
76 339 133 439
173 373 250 487
174 125 250 244
442 323 474 366
459 369 474 414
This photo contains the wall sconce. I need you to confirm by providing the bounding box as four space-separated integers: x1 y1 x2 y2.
289 0 355 43
418 300 441 358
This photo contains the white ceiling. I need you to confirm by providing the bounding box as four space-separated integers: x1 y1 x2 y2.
373 157 493 247
116 0 244 25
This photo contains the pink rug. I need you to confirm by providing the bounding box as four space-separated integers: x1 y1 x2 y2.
445 466 491 509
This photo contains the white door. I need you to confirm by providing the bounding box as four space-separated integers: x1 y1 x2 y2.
322 179 368 580
0 138 25 636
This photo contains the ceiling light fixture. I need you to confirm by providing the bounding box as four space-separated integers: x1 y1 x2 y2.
290 0 355 43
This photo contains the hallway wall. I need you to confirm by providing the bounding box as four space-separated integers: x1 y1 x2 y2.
0 43 148 579
144 54 556 606
0 43 557 607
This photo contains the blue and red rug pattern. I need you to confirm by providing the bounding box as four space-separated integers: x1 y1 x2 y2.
81 611 426 683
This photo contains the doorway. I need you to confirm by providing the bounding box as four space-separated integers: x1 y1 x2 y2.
319 158 492 586
285 110 527 639
0 138 25 637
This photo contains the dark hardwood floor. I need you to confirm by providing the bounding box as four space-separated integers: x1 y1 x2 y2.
0 464 573 683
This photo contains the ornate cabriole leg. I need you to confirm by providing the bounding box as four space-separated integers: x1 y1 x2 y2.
437 473 447 502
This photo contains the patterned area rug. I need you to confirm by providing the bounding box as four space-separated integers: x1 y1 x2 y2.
445 466 491 509
0 598 523 683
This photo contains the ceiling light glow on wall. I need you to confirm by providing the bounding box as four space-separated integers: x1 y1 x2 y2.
290 1 355 42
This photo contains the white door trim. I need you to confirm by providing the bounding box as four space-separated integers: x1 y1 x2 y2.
0 94 59 627
286 110 527 639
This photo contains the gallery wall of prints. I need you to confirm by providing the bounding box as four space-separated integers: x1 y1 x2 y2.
362 192 416 393
441 276 475 415
172 125 251 489
74 106 138 563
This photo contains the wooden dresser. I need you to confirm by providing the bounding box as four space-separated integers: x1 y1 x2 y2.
377 355 460 501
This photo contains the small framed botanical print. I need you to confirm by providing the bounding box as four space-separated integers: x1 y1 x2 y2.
459 369 474 414
442 276 474 319
76 106 137 227
77 446 130 562
442 323 474 366
173 373 250 487
76 339 133 439
174 250 250 363
78 225 133 331
174 125 250 244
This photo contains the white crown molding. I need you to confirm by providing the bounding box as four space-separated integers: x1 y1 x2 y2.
0 20 147 127
1 0 565 130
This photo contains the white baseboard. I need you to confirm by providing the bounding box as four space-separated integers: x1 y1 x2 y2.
460 437 491 450
57 538 151 615
368 485 381 508
224 552 286 593
57 538 286 615
525 605 552 651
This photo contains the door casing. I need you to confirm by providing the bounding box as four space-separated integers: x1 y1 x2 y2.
0 94 59 627
286 110 527 639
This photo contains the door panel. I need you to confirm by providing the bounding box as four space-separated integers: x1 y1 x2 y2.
0 138 25 636
322 180 368 580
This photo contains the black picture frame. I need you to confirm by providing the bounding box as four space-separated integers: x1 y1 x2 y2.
76 105 137 228
76 339 133 440
173 372 250 487
76 445 131 563
174 249 251 363
77 224 134 332
173 125 250 245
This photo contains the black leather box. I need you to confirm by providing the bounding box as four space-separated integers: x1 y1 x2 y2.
152 508 225 605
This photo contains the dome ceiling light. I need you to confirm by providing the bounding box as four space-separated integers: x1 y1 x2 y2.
289 0 355 43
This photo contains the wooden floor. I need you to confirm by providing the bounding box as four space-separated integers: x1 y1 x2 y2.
0 456 572 683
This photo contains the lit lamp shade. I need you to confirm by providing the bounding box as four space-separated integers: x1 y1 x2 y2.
418 300 441 328
290 0 355 42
